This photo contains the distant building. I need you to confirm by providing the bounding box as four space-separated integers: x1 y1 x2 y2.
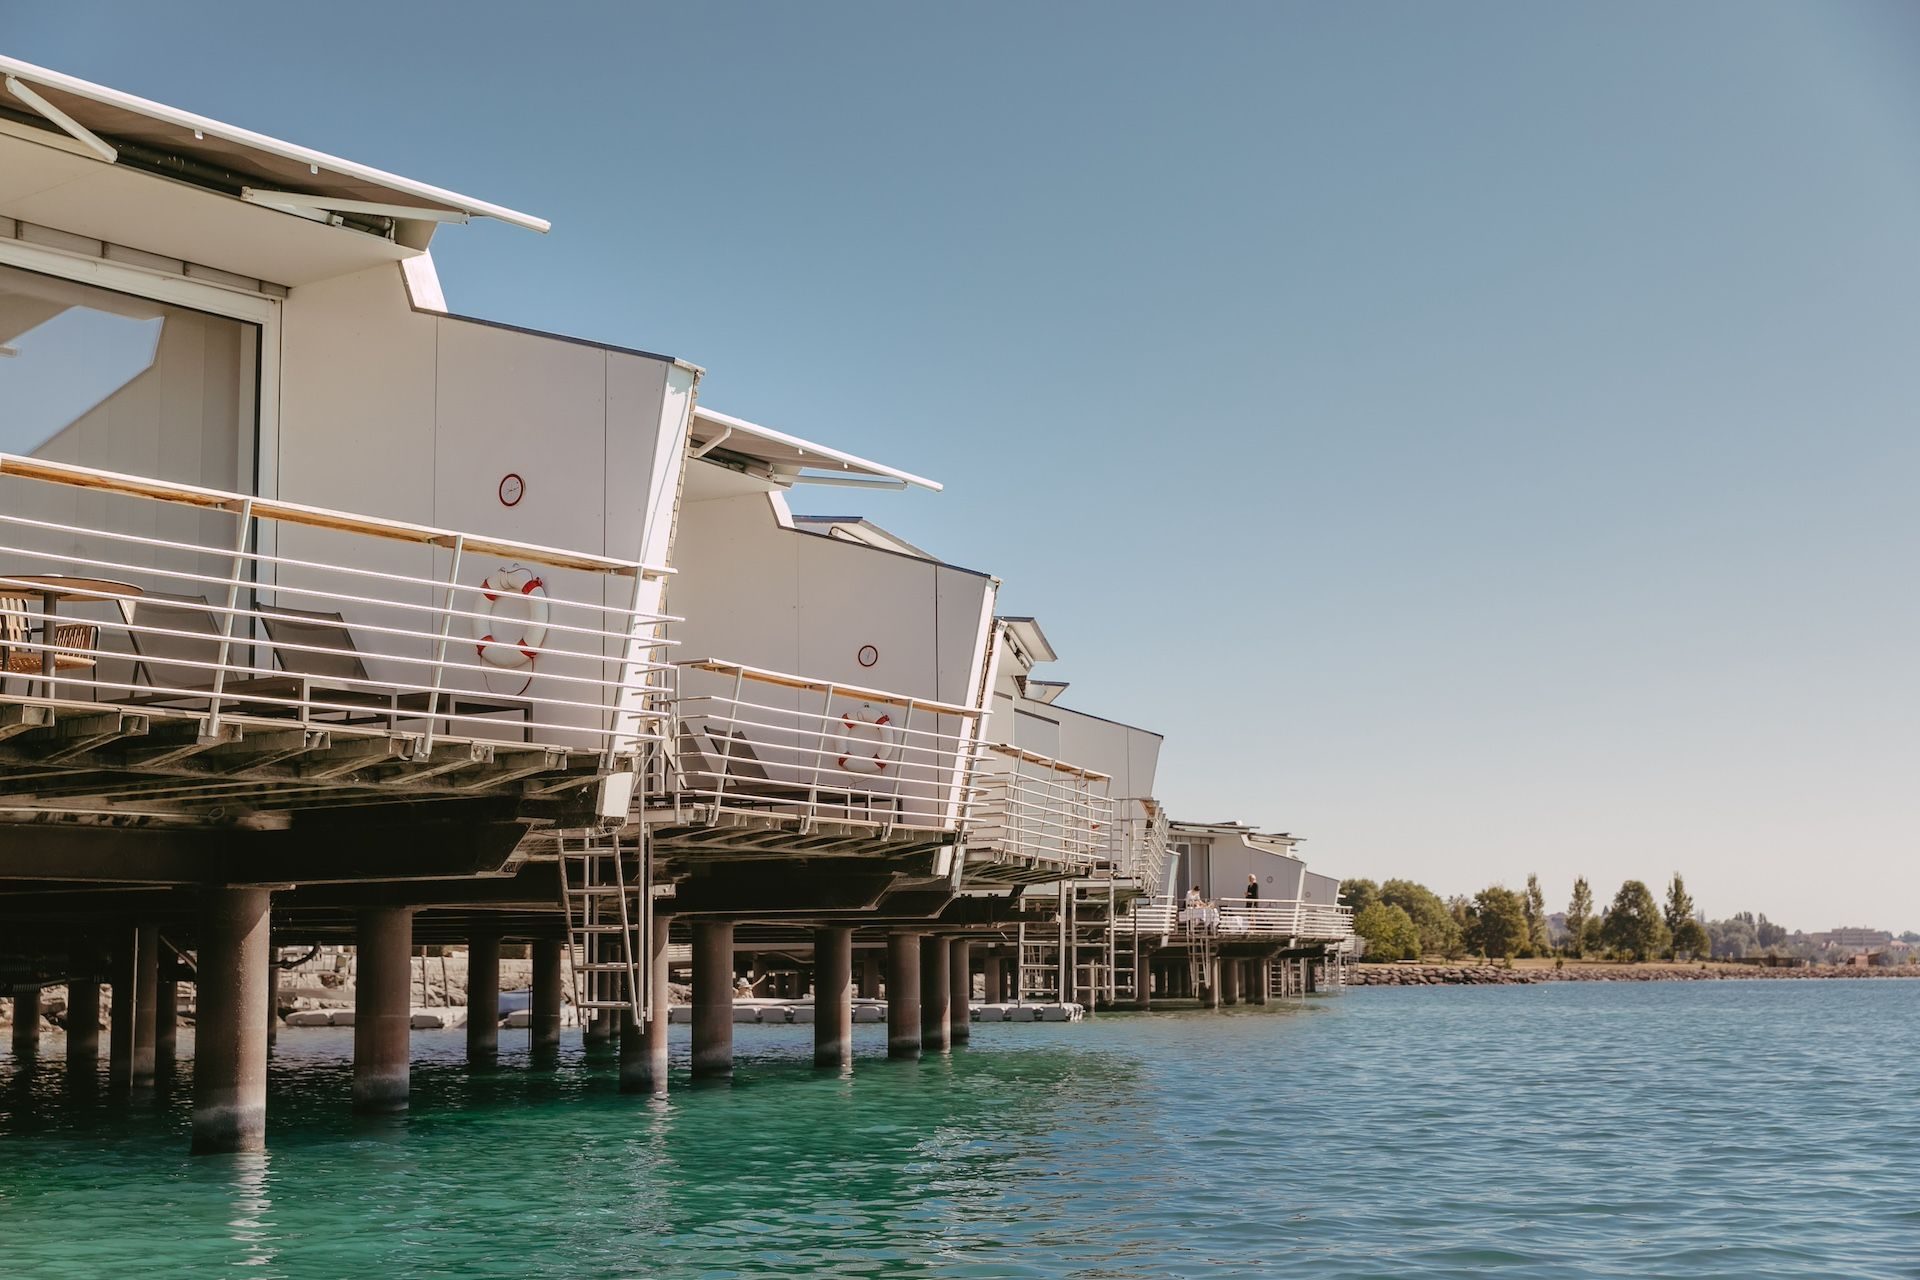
1811 928 1893 951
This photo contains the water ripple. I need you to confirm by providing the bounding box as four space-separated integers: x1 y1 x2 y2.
3 982 1918 1277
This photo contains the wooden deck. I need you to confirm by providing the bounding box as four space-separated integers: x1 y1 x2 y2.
0 693 607 828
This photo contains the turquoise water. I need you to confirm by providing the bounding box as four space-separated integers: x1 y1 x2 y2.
3 981 1917 1277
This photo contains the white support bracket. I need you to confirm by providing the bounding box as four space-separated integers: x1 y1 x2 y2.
5 75 118 163
240 188 471 224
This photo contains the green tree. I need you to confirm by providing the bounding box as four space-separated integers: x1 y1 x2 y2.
1524 874 1550 957
1354 902 1420 962
1380 879 1462 957
1467 886 1530 958
1580 913 1606 956
1603 880 1668 961
1672 918 1711 959
1566 878 1594 958
1663 874 1697 959
1342 878 1381 917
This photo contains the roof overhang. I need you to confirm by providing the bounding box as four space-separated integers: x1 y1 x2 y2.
1 56 549 235
0 59 540 288
1024 679 1070 704
689 407 942 492
996 617 1058 665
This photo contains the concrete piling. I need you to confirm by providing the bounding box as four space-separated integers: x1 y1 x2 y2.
352 906 412 1114
948 938 971 1045
131 923 158 1090
466 933 500 1065
1251 959 1269 1005
155 976 178 1070
191 887 271 1154
982 954 1003 1008
886 931 921 1059
638 915 670 1093
66 949 101 1076
814 925 853 1071
691 920 734 1080
919 935 951 1054
1220 957 1239 1006
11 989 39 1055
531 938 564 1054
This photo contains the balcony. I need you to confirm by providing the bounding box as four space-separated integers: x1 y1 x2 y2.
0 453 669 825
964 744 1114 884
649 658 984 856
1102 802 1171 892
1122 896 1355 943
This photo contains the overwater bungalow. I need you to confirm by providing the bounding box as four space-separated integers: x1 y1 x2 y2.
0 55 1349 1157
1125 822 1356 1003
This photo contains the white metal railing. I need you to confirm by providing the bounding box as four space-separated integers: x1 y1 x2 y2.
1104 802 1171 888
0 453 673 760
1120 896 1355 941
970 743 1113 869
660 658 986 832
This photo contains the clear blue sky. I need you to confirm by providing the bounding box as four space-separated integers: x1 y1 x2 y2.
9 3 1918 929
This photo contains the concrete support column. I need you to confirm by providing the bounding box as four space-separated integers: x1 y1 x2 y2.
1251 959 1270 1005
1134 955 1154 1010
191 887 271 1154
352 906 413 1115
1305 958 1319 994
155 977 178 1070
1201 955 1220 1009
109 931 133 1086
628 914 671 1094
919 935 951 1054
948 938 971 1045
131 923 158 1090
66 974 100 1074
814 925 854 1071
531 939 564 1054
1220 956 1240 1006
266 959 279 1049
856 951 879 999
12 990 39 1055
466 933 500 1065
886 931 921 1059
982 954 1003 1008
691 920 734 1080
111 925 158 1090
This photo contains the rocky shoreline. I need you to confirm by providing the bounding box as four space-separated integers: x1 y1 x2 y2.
1350 962 1918 986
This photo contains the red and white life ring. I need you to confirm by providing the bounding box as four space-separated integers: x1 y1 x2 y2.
834 704 899 774
470 566 550 669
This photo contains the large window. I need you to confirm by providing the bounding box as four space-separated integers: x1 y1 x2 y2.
0 262 258 490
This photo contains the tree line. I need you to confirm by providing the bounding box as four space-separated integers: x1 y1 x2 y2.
1347 872 1726 963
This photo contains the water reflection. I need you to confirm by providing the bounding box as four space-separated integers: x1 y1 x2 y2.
224 1152 277 1268
5 992 1920 1277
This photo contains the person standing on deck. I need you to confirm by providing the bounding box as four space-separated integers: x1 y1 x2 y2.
1246 874 1260 904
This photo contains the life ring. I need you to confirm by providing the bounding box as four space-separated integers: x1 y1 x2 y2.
834 704 899 774
470 566 550 668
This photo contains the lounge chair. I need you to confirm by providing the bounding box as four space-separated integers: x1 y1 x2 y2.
116 592 248 706
674 724 896 819
258 606 530 736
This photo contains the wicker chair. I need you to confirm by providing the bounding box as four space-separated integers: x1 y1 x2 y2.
0 595 99 687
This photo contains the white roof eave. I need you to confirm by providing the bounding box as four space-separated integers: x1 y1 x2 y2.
692 407 943 492
0 55 550 234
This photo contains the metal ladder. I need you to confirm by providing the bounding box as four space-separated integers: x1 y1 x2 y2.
1184 912 1216 996
558 828 649 1021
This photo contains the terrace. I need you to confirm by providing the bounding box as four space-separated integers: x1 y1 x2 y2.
0 452 669 830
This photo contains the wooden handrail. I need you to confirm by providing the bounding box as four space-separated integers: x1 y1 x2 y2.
676 657 983 718
1 453 665 578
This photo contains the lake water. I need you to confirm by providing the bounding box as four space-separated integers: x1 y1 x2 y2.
3 981 1916 1277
